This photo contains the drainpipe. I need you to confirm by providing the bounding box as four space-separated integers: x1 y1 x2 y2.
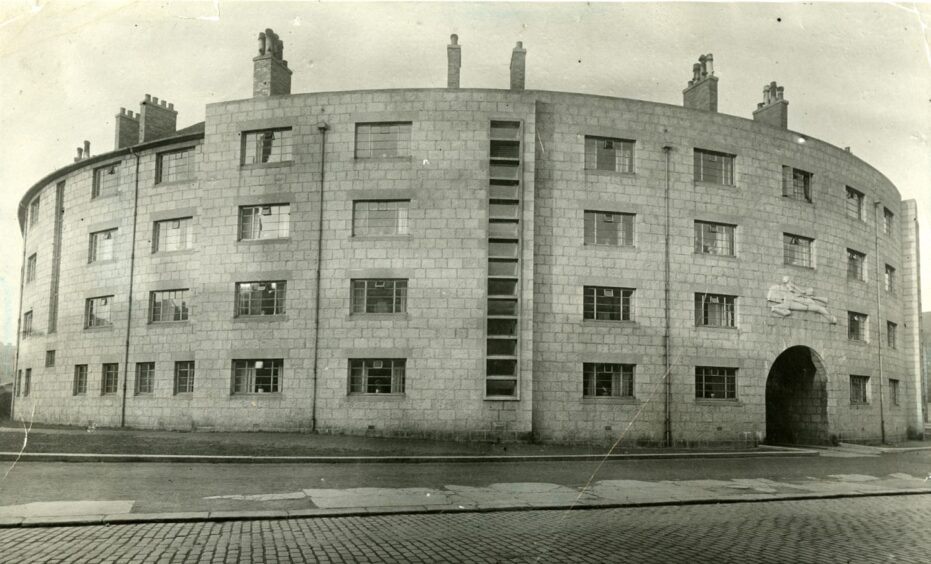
120 147 142 427
873 201 886 443
311 121 329 432
662 145 673 447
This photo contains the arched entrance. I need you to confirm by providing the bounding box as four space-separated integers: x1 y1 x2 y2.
765 346 829 444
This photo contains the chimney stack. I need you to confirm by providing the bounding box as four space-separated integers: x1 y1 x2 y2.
253 28 292 97
114 107 140 149
137 94 178 143
682 53 718 112
447 34 461 89
84 140 90 158
752 81 789 129
510 41 526 91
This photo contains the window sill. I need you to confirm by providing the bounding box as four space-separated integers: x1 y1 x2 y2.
354 156 412 163
783 263 816 272
695 325 738 331
582 243 636 250
581 396 639 404
240 161 294 171
147 320 191 327
781 195 814 205
174 393 194 399
849 402 871 409
483 396 521 402
152 249 196 257
694 181 738 190
87 259 118 267
347 393 406 400
695 399 741 406
848 339 870 345
90 192 119 202
351 234 412 241
584 169 636 178
84 325 114 332
154 178 196 188
694 253 738 260
230 393 282 399
133 393 154 398
846 278 868 285
233 315 289 323
348 313 409 321
582 319 636 327
238 237 291 245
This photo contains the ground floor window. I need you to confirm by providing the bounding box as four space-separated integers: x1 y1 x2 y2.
231 359 282 394
850 375 870 405
101 363 119 395
695 366 736 400
135 362 155 395
889 379 900 406
174 361 195 394
349 359 406 394
583 363 634 397
73 365 88 396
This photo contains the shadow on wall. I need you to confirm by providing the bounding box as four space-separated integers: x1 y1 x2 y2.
0 383 11 420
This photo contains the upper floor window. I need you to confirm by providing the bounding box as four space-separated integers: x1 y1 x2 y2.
883 207 894 235
239 204 290 240
26 253 37 282
885 264 897 294
174 361 195 395
584 136 634 173
355 122 412 159
887 321 897 349
22 369 31 397
235 281 286 317
694 221 735 256
135 362 155 395
694 293 735 328
848 311 868 341
850 375 869 405
349 358 406 395
783 233 813 268
92 162 121 199
583 286 632 321
241 128 293 165
85 296 113 329
101 363 119 395
351 279 408 314
45 350 56 368
694 149 734 186
29 197 40 227
231 359 282 394
150 289 190 322
156 147 195 184
890 379 900 406
153 217 193 253
782 166 812 202
22 311 33 336
89 229 116 263
845 186 865 221
584 211 634 246
847 249 866 282
695 366 737 400
583 363 634 398
352 200 409 237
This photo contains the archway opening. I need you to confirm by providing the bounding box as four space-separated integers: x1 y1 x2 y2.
765 346 829 445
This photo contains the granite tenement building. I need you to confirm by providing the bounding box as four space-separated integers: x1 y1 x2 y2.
12 31 924 445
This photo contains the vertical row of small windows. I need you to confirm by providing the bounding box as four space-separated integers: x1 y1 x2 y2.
887 321 897 349
88 229 116 263
847 311 868 342
45 350 55 368
884 265 897 294
153 218 193 252
21 311 33 336
583 136 634 173
883 208 895 234
242 128 293 165
29 197 40 228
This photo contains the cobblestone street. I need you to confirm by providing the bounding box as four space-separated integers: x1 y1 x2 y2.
2 495 928 563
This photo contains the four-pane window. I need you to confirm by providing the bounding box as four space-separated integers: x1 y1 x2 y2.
89 229 117 263
235 281 286 317
782 166 812 202
156 148 195 183
352 200 409 237
583 363 634 397
174 361 195 394
101 363 119 395
848 311 868 341
695 367 737 400
584 136 634 173
231 359 282 394
845 186 865 220
153 218 193 252
239 204 290 240
694 221 735 256
136 362 155 395
847 249 866 281
351 279 407 314
783 233 813 268
584 211 634 246
850 375 869 405
583 286 632 321
85 296 113 328
694 149 735 185
92 163 121 198
355 122 412 159
242 128 293 164
349 359 406 394
695 293 735 327
150 289 190 322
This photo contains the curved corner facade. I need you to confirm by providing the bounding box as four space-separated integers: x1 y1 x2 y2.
12 87 923 445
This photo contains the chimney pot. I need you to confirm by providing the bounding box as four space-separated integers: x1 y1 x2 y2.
144 93 152 103
450 33 458 45
83 140 90 158
510 40 527 91
705 53 714 75
253 28 292 96
76 147 83 161
447 33 462 89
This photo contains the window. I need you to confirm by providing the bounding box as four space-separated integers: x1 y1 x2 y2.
239 205 290 240
352 200 409 237
355 122 412 159
73 365 88 396
92 162 121 198
883 207 894 235
101 363 119 395
583 363 634 397
783 233 813 268
174 361 195 394
845 186 865 220
15 370 21 397
695 293 736 327
349 359 406 394
150 289 190 322
694 149 735 186
351 279 407 314
887 321 897 349
135 362 154 395
29 197 40 227
235 281 286 317
85 296 113 328
156 147 194 184
22 311 33 336
22 369 31 397
153 218 193 252
848 311 868 341
583 286 632 321
885 265 896 294
241 128 293 164
850 375 869 405
45 350 55 368
847 249 866 281
231 359 282 394
584 211 634 246
584 136 634 173
890 379 900 406
694 221 735 256
89 229 116 263
782 167 812 202
26 253 37 282
695 367 737 400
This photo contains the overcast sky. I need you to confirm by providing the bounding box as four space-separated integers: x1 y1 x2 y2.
0 1 928 345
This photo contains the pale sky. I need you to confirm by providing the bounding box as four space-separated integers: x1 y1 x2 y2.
0 1 929 345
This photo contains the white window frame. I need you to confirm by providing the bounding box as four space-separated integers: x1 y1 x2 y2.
153 217 193 253
231 359 282 394
583 363 634 398
239 204 291 241
349 358 406 395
